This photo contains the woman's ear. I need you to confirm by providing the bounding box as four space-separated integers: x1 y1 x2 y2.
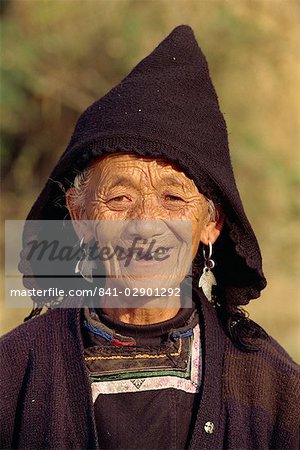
65 188 93 243
66 187 80 221
200 206 225 245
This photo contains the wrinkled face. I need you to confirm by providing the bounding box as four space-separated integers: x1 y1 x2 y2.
67 152 217 292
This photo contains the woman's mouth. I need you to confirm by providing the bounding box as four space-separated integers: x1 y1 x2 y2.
129 247 173 264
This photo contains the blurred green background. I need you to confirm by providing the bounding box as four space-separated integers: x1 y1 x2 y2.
1 0 299 361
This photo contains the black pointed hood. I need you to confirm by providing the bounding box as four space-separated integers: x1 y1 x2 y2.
23 24 267 307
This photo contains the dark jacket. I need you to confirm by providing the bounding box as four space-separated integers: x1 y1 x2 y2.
1 285 299 450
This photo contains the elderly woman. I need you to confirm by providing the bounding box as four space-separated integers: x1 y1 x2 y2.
1 25 299 450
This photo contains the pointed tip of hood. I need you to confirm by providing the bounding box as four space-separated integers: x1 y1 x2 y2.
168 24 195 37
169 23 195 37
22 23 267 309
155 23 200 56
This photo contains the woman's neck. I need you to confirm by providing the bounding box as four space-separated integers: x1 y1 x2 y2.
100 306 181 325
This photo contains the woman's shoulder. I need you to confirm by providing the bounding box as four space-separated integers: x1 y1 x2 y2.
222 328 300 448
225 329 300 382
224 329 300 419
262 333 300 370
251 331 300 375
0 308 78 353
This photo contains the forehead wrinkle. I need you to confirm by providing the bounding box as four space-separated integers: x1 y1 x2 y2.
103 175 140 190
91 155 195 193
156 171 197 196
90 159 143 188
102 161 155 190
157 175 187 189
146 161 184 188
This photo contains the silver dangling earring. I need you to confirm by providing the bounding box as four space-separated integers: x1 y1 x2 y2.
198 240 217 303
75 237 97 283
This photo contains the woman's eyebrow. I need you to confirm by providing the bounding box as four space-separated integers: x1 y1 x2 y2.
159 176 185 189
106 176 138 190
105 175 186 190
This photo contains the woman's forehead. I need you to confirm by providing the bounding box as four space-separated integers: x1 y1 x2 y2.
96 151 180 169
90 152 192 182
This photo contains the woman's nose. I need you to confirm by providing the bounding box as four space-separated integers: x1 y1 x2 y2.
126 219 167 242
126 195 167 240
129 195 162 221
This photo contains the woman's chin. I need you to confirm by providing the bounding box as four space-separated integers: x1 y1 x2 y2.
105 273 186 296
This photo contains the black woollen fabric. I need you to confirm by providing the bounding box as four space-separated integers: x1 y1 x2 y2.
23 24 267 307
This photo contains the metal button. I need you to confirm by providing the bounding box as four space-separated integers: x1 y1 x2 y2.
204 421 215 434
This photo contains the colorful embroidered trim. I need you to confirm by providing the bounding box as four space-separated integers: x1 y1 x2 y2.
90 324 201 399
84 338 182 361
172 329 193 339
84 320 135 347
89 367 190 383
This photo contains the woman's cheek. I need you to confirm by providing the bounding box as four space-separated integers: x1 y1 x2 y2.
86 202 121 220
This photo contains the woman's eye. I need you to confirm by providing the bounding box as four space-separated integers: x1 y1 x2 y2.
164 194 184 202
109 196 130 202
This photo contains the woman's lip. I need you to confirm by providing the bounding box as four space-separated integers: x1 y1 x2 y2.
129 248 174 264
130 258 168 265
140 247 172 256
